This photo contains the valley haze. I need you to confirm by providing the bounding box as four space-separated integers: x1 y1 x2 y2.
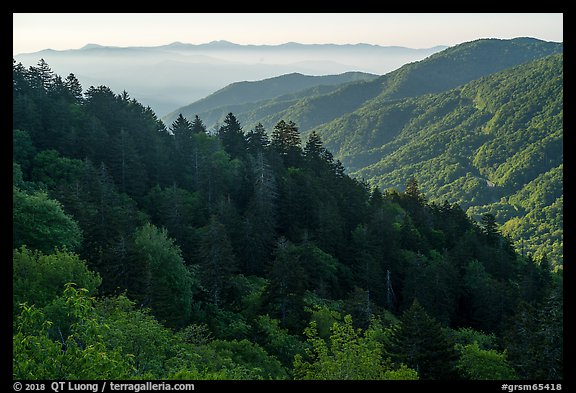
14 41 446 117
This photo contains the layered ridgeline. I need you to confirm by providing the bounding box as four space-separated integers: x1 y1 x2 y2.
162 71 379 128
316 53 563 265
167 38 563 265
166 38 562 134
15 41 443 116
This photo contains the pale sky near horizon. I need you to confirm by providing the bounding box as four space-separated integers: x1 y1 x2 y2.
13 13 563 56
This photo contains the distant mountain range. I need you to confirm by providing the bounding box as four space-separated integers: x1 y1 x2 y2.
14 41 446 116
167 38 561 134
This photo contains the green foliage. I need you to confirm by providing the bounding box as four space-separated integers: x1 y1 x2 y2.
142 184 206 263
13 129 37 175
462 259 509 333
198 215 238 307
167 366 262 380
13 285 135 379
448 327 498 350
199 305 251 341
307 305 342 340
13 186 83 253
13 306 65 379
133 223 197 328
252 315 305 369
167 330 287 380
208 339 288 379
95 295 178 378
262 238 309 332
294 240 342 299
456 342 517 380
316 53 563 266
271 119 302 167
294 314 418 380
13 246 101 314
12 52 562 380
220 275 266 325
13 162 28 190
31 149 86 190
503 282 563 380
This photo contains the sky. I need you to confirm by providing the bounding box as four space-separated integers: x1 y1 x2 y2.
13 13 563 56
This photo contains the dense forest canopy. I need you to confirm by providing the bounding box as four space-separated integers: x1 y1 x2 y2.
333 54 564 265
12 56 562 381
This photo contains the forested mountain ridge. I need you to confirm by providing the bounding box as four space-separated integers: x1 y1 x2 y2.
167 38 562 135
162 71 378 127
314 53 562 265
12 55 562 381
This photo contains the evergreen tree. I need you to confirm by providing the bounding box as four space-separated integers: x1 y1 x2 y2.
462 259 508 333
296 239 341 299
64 73 83 103
341 287 374 330
71 160 147 286
29 58 55 92
271 120 302 167
218 112 247 159
519 254 553 304
263 238 308 332
350 224 385 309
144 184 205 264
386 300 458 379
404 176 425 204
401 250 459 326
241 152 277 275
170 114 192 152
481 213 499 245
303 131 324 161
503 280 562 380
168 114 196 188
13 60 29 95
190 115 207 134
245 122 270 155
199 215 237 307
107 127 147 196
13 129 37 181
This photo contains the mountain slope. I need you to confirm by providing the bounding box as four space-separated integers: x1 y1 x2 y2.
314 53 562 264
314 38 562 153
162 71 378 127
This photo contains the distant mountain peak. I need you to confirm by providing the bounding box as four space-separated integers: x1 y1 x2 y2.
205 40 238 47
81 43 105 50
